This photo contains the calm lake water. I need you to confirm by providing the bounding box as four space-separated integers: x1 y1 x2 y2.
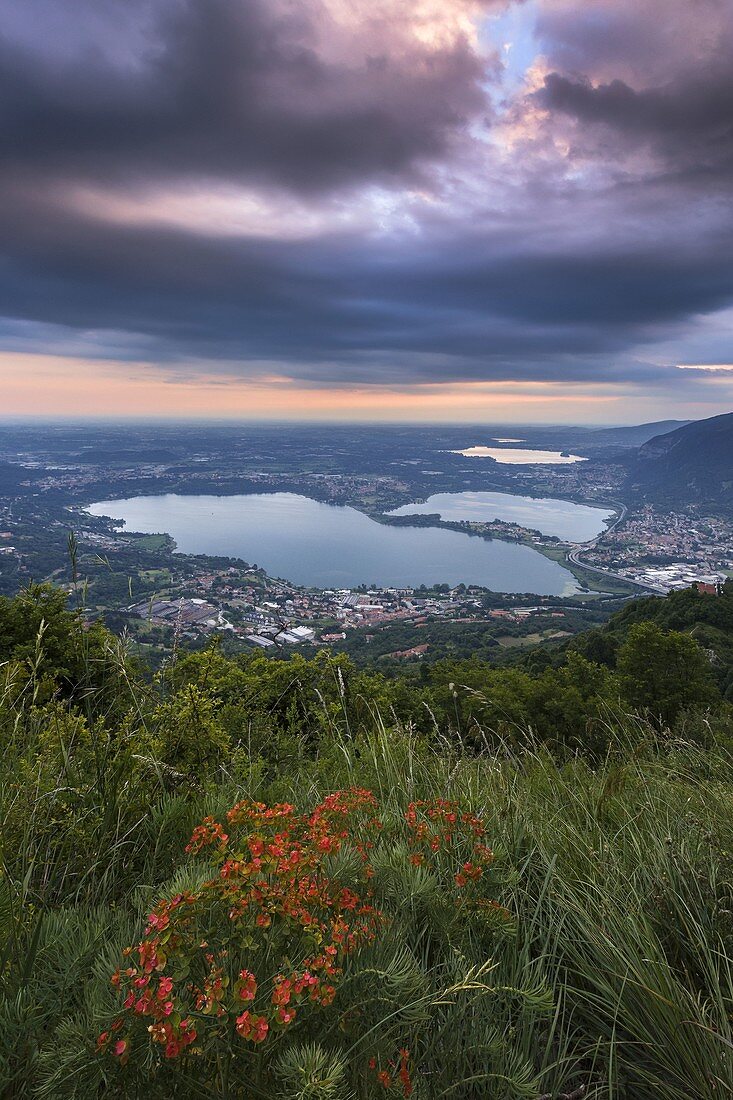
452 446 586 464
390 491 613 542
87 492 581 594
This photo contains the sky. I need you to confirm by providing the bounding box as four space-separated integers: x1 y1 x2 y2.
1 0 733 424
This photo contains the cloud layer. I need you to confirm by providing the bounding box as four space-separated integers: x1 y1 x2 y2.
0 0 732 413
1 0 498 191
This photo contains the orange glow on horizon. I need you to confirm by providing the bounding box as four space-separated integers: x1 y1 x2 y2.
0 351 723 425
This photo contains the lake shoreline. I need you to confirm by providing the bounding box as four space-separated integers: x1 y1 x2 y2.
376 509 634 598
85 490 584 596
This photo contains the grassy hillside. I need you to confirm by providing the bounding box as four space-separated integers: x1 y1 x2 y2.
1 585 733 1098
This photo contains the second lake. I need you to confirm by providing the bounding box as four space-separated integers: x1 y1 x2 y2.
86 492 584 595
390 491 613 542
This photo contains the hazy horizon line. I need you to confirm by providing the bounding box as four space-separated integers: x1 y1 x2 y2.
0 414 701 430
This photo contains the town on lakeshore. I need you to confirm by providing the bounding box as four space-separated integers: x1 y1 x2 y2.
0 419 730 665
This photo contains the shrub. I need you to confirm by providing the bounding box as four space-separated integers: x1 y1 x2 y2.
98 789 533 1098
148 684 230 777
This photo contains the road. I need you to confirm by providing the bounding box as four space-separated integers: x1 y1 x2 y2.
565 500 664 595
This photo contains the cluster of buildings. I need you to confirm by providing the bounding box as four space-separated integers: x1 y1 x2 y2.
246 624 316 648
448 518 557 544
583 507 732 593
137 564 576 653
130 586 320 646
629 567 727 593
26 462 411 509
124 560 501 649
22 463 174 494
237 585 487 647
129 597 223 633
327 588 481 629
488 606 566 622
497 460 626 503
0 531 15 558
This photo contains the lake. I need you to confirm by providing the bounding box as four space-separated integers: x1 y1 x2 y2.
452 446 586 464
87 492 581 594
390 491 613 542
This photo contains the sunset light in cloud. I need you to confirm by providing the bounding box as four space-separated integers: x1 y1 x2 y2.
4 353 729 425
0 0 732 422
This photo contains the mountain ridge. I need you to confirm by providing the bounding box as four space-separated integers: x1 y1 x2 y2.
629 411 733 511
588 420 691 447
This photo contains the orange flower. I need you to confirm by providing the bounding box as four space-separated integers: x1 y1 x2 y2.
237 969 257 1001
398 1048 413 1097
271 977 292 1006
235 1010 269 1043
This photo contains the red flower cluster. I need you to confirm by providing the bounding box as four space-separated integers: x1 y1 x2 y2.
369 1048 413 1097
185 816 229 855
404 798 495 888
100 789 502 1087
101 789 385 1068
237 968 257 1001
101 953 199 1062
235 1010 269 1043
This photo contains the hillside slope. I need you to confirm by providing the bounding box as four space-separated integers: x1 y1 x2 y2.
589 420 690 447
629 411 733 510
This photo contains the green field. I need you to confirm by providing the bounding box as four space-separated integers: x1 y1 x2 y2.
128 534 173 552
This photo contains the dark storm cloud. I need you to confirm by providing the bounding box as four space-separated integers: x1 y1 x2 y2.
0 0 490 193
0 183 730 385
0 0 732 392
538 69 733 180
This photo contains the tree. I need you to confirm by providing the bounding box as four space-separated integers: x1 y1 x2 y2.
573 628 619 668
616 622 718 727
0 583 132 711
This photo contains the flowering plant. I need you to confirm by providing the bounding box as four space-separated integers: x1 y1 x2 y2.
99 789 506 1096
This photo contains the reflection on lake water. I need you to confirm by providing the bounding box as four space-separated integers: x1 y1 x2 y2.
87 492 581 594
390 491 612 542
452 446 586 464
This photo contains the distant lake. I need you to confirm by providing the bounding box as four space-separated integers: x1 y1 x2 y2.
390 491 613 542
452 446 587 464
87 492 581 594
